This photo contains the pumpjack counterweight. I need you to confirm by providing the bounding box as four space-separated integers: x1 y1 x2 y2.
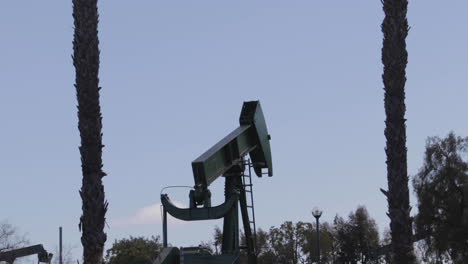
157 101 273 264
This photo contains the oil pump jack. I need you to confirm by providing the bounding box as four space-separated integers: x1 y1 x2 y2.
155 101 273 264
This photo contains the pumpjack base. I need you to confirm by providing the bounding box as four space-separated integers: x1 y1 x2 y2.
153 247 240 264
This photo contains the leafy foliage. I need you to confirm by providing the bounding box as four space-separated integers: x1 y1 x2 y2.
255 228 276 264
213 226 222 255
203 206 383 264
413 132 468 263
105 236 162 264
297 221 334 263
334 207 381 264
267 221 303 263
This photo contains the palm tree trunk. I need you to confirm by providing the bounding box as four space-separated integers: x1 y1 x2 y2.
381 0 415 263
72 1 108 264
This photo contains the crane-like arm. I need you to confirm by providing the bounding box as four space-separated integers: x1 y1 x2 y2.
0 245 53 264
190 101 273 207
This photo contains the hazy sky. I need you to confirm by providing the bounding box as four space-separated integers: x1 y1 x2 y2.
1 1 467 262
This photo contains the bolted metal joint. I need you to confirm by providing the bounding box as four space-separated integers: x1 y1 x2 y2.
190 185 212 208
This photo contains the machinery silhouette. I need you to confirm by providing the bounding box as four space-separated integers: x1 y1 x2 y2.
0 245 53 264
156 101 273 264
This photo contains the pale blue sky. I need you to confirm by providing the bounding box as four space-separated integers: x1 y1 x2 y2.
1 1 467 262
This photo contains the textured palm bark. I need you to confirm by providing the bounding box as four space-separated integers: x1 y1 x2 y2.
381 0 415 263
72 1 108 264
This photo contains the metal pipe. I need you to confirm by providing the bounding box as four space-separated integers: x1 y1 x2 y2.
312 208 322 264
59 227 62 264
163 207 168 248
315 218 320 263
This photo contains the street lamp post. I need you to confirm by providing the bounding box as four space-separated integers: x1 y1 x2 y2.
312 208 322 264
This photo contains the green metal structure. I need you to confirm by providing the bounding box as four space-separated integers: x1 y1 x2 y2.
0 244 53 264
156 101 273 264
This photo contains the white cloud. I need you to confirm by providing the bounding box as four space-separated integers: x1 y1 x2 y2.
110 201 186 228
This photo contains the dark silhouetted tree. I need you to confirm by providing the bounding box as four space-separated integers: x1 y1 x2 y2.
334 215 356 263
381 0 415 262
297 221 334 264
413 132 468 263
333 207 381 264
105 236 162 264
213 226 223 255
268 221 304 264
349 207 380 264
72 1 108 264
255 228 276 264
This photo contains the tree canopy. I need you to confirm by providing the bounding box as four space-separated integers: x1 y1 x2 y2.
105 236 162 264
413 132 468 263
201 206 383 264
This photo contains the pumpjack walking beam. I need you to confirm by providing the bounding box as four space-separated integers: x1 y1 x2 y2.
160 101 273 264
189 100 273 208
